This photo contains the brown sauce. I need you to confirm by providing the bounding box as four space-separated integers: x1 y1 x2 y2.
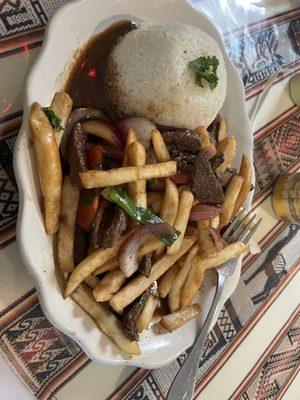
65 20 136 120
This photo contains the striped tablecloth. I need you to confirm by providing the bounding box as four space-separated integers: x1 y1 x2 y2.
0 1 299 399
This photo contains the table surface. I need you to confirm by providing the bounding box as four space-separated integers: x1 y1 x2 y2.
0 1 299 399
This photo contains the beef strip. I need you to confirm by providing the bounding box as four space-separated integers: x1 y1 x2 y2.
161 129 201 151
191 150 224 204
73 225 88 265
138 253 153 277
216 168 237 188
209 152 224 170
169 148 197 172
91 198 108 249
122 288 152 341
98 205 128 247
100 144 123 159
207 114 220 146
67 123 87 185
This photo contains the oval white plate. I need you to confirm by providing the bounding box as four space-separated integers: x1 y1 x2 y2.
13 0 253 368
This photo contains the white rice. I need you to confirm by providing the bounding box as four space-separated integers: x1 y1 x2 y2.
107 22 227 129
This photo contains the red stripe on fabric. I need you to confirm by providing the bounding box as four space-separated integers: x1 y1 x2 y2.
37 355 91 400
242 221 286 271
0 29 44 50
0 40 42 60
275 363 300 400
193 259 300 397
228 304 300 400
0 292 38 329
254 106 300 142
246 61 300 101
223 6 300 40
0 110 23 125
105 369 150 400
253 160 300 210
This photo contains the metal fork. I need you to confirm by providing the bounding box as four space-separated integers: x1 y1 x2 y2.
166 208 262 400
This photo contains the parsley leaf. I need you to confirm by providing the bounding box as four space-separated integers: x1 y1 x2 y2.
189 55 220 90
42 107 63 131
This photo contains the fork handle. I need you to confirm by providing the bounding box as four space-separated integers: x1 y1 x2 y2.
166 273 225 400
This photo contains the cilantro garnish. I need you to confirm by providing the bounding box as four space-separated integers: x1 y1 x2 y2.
189 55 220 90
42 107 63 131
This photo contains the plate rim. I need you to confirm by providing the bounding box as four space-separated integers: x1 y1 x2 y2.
13 0 253 368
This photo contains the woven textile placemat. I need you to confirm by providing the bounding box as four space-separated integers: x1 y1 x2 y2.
0 1 299 399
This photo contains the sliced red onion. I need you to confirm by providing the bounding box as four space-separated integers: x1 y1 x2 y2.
203 144 217 159
61 107 109 159
115 117 156 150
82 120 123 149
207 226 223 251
189 204 220 221
119 223 173 277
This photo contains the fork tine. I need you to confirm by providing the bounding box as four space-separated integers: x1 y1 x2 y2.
229 212 256 243
241 217 262 244
223 208 248 241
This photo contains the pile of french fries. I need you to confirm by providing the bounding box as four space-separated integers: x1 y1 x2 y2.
30 93 251 357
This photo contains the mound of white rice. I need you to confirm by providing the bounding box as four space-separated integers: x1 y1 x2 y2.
107 22 227 129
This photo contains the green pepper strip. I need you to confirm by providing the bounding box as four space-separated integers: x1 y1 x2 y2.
101 186 180 246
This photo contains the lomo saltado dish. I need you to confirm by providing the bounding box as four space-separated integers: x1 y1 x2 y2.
29 21 252 356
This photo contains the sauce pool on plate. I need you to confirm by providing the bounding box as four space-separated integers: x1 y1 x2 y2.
65 20 136 119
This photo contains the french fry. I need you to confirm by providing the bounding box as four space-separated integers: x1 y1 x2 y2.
181 254 205 307
64 234 129 297
109 237 196 313
147 191 162 214
127 141 147 208
30 102 62 234
177 185 189 195
201 241 246 270
186 225 198 237
220 175 244 228
159 179 179 226
149 199 162 214
57 176 80 272
50 91 73 145
93 270 126 302
80 161 177 189
168 245 198 312
151 129 170 162
123 128 137 166
158 263 180 298
197 220 216 257
92 237 164 276
55 264 67 295
137 294 159 333
71 284 140 356
160 304 201 331
84 275 100 289
216 136 236 173
218 116 227 143
196 125 216 156
210 215 220 229
156 179 179 257
92 257 119 276
232 154 252 217
147 191 162 205
167 190 194 255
